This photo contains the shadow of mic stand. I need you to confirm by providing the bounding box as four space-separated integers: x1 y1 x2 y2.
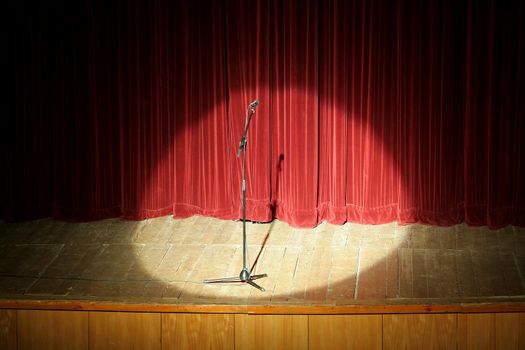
203 100 267 291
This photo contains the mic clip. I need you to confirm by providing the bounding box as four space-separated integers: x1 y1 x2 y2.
237 136 247 157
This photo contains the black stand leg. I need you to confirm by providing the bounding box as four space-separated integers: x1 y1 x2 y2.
204 101 267 292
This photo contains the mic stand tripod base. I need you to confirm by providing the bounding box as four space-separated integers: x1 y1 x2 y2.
203 268 268 292
205 102 267 293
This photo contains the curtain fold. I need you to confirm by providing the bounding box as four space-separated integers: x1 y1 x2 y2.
269 0 319 227
226 0 272 222
5 0 524 229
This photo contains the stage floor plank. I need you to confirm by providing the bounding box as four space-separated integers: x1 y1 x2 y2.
0 216 524 313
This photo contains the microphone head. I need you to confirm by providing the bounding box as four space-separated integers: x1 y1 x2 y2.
249 99 259 108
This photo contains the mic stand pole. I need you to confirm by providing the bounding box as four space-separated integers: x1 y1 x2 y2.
203 103 267 291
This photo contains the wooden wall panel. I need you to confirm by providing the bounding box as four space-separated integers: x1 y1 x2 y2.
518 312 525 350
235 314 308 350
458 313 525 350
17 310 88 350
0 309 17 350
494 313 522 350
5 308 525 349
383 314 456 350
162 313 234 350
89 311 161 350
309 315 382 350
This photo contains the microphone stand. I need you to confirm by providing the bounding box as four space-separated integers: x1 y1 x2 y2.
203 101 267 291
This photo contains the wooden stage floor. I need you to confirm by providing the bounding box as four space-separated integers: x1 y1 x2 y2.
1 215 524 313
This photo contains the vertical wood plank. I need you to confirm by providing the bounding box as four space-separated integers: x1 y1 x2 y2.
494 313 520 349
518 312 525 350
458 313 493 350
89 311 161 350
454 250 478 297
162 313 234 350
356 248 387 299
471 252 507 296
412 249 428 297
327 246 358 301
304 245 332 302
426 250 458 298
17 310 88 350
458 313 524 350
399 248 413 297
272 247 301 301
385 248 399 298
383 314 456 350
0 309 17 350
309 315 382 350
289 247 315 299
235 314 308 350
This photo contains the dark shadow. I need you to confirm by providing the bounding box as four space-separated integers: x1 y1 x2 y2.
270 154 285 218
250 220 275 273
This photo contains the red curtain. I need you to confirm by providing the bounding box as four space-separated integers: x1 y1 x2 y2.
5 0 525 228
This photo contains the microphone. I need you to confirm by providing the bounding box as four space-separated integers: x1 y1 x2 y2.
248 99 259 108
